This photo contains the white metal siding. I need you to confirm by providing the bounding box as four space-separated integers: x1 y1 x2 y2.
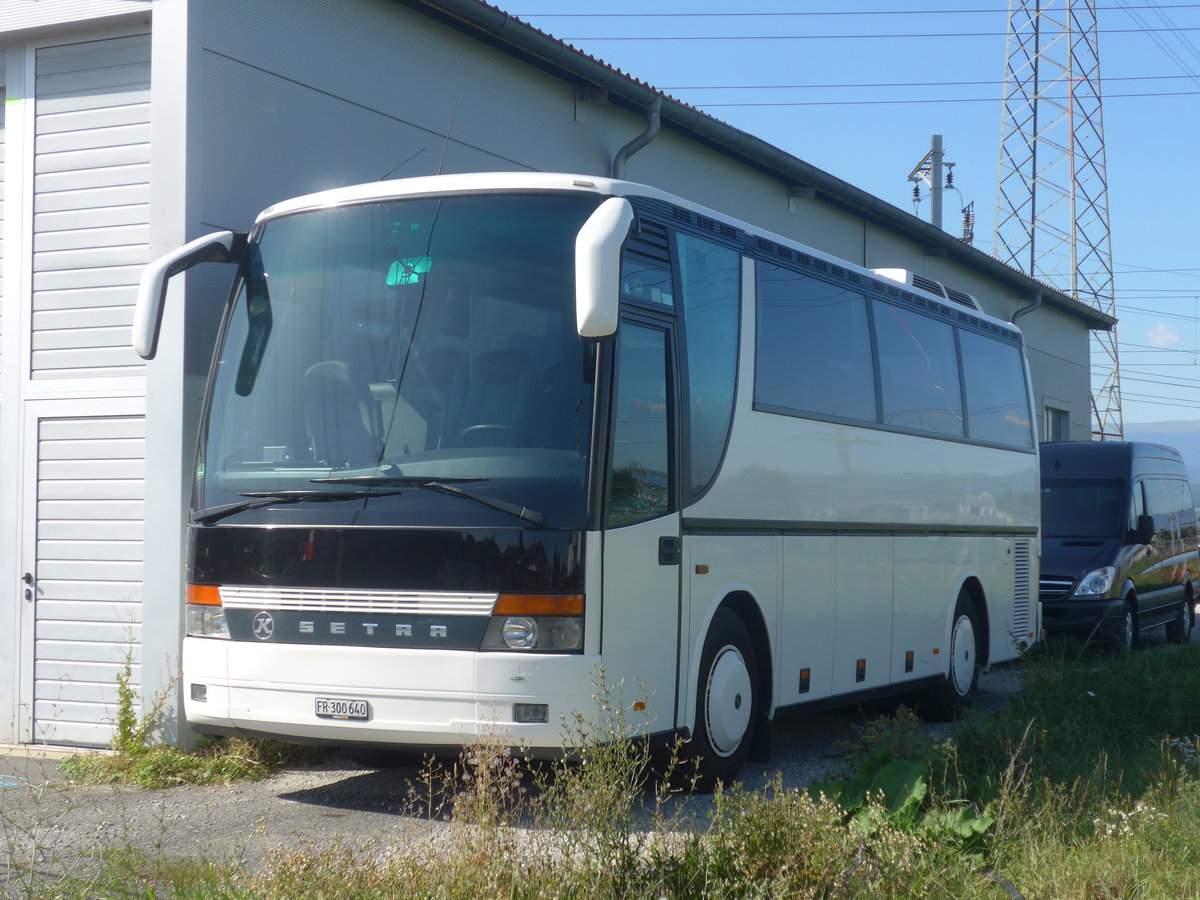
1 58 7 379
1 1 151 33
33 415 145 747
32 33 150 380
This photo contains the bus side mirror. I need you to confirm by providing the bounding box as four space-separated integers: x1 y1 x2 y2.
1134 513 1156 545
575 197 634 340
133 231 247 359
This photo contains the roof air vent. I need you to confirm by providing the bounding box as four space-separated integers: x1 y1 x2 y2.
870 268 980 310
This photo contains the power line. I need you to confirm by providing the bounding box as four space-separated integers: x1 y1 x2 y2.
1118 393 1200 409
1116 264 1200 274
695 89 1200 107
1119 341 1200 354
1120 304 1200 320
661 73 1198 90
562 26 1200 41
1115 0 1200 84
518 5 1200 16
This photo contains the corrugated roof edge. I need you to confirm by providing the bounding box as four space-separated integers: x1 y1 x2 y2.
397 0 1114 332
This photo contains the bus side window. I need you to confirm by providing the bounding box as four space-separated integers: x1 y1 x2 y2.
676 233 739 499
608 324 672 527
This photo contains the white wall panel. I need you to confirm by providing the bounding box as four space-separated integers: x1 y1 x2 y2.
32 33 150 380
32 413 145 748
1 57 6 379
1 1 150 34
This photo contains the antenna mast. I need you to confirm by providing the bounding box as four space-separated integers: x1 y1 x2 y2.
994 0 1121 440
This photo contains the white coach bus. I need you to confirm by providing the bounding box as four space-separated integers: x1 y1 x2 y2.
136 173 1039 786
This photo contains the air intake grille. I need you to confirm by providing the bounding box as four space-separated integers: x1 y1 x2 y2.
1038 575 1076 602
627 219 670 263
911 273 946 297
217 586 498 616
943 286 979 310
1012 540 1032 639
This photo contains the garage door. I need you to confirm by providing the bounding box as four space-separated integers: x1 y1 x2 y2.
29 412 145 747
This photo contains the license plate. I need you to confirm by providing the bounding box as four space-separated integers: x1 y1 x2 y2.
315 697 369 720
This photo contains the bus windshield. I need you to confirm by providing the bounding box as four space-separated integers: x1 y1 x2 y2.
198 192 603 528
1040 477 1127 539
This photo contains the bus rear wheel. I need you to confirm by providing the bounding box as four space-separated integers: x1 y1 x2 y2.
919 592 980 722
689 609 758 792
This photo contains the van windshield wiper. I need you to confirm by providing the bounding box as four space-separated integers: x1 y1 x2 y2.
191 488 405 525
312 475 545 527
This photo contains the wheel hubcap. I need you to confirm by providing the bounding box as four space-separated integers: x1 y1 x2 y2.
949 614 976 697
705 645 753 757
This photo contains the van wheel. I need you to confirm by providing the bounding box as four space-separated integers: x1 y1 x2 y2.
918 592 980 722
1166 595 1194 644
1103 601 1137 654
689 609 758 792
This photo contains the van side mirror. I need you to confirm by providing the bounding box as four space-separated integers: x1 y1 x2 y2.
133 231 248 359
575 197 635 340
1134 513 1156 545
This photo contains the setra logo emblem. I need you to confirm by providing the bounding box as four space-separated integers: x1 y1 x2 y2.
252 611 275 641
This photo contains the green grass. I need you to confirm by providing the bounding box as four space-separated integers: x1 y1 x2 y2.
951 639 1200 799
34 644 1200 898
58 660 325 788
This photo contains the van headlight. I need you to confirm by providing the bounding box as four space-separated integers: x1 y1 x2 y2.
1073 566 1117 598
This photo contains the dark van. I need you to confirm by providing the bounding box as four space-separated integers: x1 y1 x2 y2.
1039 441 1198 651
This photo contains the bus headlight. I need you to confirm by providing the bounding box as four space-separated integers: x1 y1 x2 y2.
1073 566 1117 598
186 583 230 639
502 616 538 649
479 594 584 652
186 604 230 639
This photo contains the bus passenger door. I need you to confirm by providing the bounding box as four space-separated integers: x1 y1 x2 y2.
601 321 681 739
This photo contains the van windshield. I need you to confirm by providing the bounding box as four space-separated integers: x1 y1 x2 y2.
1041 478 1127 538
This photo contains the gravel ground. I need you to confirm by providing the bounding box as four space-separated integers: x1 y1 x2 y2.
0 662 1026 893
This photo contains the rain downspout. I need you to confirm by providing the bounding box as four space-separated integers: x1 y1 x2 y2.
611 97 662 180
1012 290 1042 325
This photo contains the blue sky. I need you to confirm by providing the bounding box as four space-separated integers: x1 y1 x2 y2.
510 1 1200 427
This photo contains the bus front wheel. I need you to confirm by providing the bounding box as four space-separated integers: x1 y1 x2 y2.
919 592 980 722
689 608 758 791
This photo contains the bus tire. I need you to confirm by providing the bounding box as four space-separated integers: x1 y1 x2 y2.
690 608 758 792
919 592 980 722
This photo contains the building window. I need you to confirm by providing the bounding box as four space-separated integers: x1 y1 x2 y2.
1044 406 1069 442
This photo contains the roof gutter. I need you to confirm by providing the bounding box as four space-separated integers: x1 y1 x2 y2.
401 0 1115 332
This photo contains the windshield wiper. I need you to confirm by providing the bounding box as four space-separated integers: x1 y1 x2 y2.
313 475 487 486
312 475 545 527
191 488 404 525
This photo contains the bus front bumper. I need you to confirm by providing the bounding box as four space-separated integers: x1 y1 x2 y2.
182 637 608 754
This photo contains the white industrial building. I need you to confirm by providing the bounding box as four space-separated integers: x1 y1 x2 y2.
0 0 1113 748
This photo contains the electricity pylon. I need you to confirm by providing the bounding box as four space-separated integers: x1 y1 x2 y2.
994 0 1121 440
